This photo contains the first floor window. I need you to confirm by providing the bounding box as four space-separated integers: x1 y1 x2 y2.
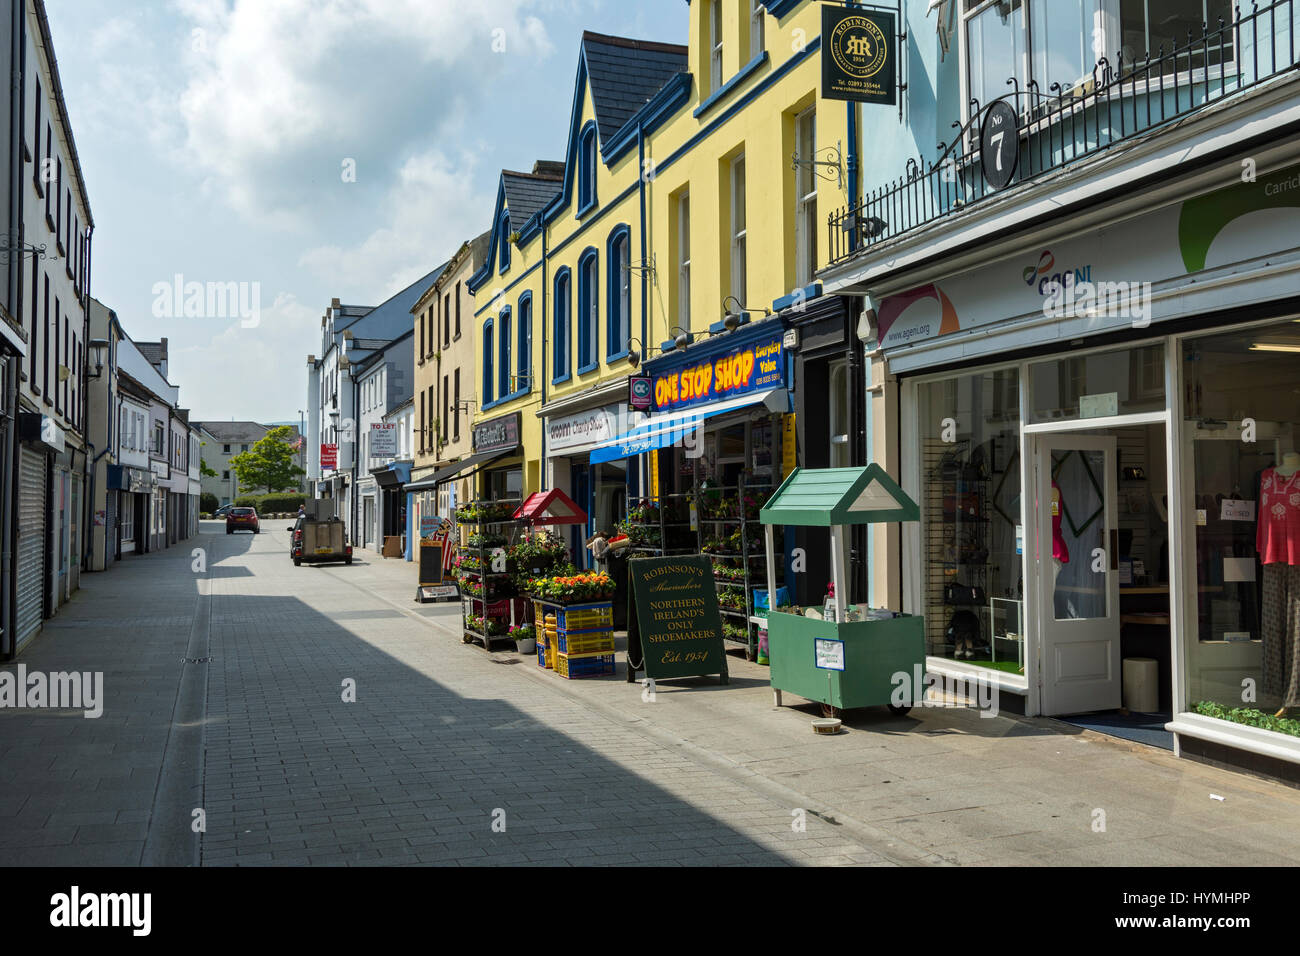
518 295 532 387
578 251 598 371
554 269 571 380
499 307 512 397
794 109 817 286
483 321 494 405
608 231 631 359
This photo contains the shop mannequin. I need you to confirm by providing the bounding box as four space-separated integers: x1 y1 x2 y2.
1257 462 1300 716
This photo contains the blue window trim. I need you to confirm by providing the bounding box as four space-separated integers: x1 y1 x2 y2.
552 267 572 385
606 224 631 362
497 305 512 399
576 122 598 219
498 210 511 274
482 318 495 407
517 292 532 392
576 247 599 375
694 52 769 120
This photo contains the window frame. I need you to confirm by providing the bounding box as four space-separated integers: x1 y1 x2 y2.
553 267 572 384
606 226 632 362
677 192 692 330
750 1 766 61
730 153 747 304
794 108 818 287
517 291 533 391
498 211 512 273
577 248 599 374
498 305 513 399
710 0 725 93
482 318 495 407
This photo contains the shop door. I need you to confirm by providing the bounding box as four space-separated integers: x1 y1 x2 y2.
1035 434 1121 715
572 467 591 569
16 448 48 647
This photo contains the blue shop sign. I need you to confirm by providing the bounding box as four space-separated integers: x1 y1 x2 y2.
652 330 785 412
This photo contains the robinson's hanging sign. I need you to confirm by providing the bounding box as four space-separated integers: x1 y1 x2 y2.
822 6 897 106
625 555 728 686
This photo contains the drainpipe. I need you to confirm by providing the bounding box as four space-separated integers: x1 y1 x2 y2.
4 1 26 659
2 354 16 661
637 120 649 500
540 220 549 490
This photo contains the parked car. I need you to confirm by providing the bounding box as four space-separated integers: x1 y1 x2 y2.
290 515 352 566
213 504 234 519
226 507 260 535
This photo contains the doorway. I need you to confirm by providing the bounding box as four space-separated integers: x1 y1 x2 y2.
1030 420 1175 748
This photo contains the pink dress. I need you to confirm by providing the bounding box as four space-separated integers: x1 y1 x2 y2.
1052 481 1069 563
1257 468 1300 566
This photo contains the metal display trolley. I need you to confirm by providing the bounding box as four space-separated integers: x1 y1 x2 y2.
457 499 521 650
759 465 926 715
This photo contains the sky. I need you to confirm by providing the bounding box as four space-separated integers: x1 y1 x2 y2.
45 0 684 423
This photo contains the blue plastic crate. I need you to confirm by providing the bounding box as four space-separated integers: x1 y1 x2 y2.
555 653 616 679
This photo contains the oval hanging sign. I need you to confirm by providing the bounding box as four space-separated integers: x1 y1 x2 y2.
980 100 1020 190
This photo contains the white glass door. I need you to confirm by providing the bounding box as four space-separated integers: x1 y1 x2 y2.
1035 433 1121 715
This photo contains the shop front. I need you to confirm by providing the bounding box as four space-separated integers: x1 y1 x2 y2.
472 412 524 505
855 162 1300 773
542 390 629 568
590 317 793 660
106 465 155 558
371 462 412 559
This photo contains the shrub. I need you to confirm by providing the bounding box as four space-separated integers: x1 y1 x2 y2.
233 492 307 513
200 492 219 513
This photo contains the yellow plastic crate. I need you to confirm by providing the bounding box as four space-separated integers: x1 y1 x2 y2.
557 631 615 656
556 605 613 631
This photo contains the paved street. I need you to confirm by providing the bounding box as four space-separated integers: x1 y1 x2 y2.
2 521 1300 867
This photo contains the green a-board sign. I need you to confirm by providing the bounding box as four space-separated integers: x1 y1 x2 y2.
625 555 728 684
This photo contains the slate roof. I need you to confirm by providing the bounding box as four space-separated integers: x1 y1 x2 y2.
196 422 269 442
136 341 167 367
502 168 564 225
346 264 449 346
582 32 690 144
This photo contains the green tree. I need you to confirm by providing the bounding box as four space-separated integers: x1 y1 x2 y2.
199 441 218 478
229 426 305 494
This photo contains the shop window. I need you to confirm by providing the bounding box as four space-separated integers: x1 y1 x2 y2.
607 228 631 360
918 368 1024 671
1182 319 1300 736
1030 342 1165 421
578 249 598 373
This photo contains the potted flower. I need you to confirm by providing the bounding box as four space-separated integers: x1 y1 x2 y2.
511 624 537 655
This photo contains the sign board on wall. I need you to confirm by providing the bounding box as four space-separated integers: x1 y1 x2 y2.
652 331 785 413
821 6 897 105
628 376 653 412
320 443 338 469
369 423 398 458
473 412 520 454
625 555 728 685
547 405 624 455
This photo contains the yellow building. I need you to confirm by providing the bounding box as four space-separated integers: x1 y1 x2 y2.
471 4 870 612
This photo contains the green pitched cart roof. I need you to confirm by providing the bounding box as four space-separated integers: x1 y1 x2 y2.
759 465 919 527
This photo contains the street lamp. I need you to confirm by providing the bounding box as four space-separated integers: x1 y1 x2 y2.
88 339 109 378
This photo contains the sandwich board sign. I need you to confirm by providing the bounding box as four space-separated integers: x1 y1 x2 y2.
625 555 728 685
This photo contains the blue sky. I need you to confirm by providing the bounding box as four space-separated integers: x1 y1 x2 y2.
46 0 684 422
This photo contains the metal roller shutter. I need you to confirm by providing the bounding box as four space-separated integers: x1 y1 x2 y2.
16 448 48 646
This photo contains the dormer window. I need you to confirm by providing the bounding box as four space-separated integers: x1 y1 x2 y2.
578 123 598 214
499 211 511 272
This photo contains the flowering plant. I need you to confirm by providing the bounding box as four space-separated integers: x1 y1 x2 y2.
456 502 516 524
525 571 615 604
464 613 507 636
509 624 536 643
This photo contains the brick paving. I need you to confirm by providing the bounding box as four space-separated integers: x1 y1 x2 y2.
3 522 1300 866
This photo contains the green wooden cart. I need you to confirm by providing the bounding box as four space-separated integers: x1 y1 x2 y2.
759 465 926 715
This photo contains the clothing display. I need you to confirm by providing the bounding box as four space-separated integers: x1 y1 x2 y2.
1256 467 1300 566
1051 481 1069 563
1261 565 1300 707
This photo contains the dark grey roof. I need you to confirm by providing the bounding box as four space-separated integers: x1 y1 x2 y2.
502 169 563 224
347 264 449 344
136 341 167 367
582 32 689 144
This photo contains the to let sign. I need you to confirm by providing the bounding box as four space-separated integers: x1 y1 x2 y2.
626 555 728 685
369 423 398 458
320 443 338 469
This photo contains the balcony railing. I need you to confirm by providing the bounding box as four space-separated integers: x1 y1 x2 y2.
829 0 1299 266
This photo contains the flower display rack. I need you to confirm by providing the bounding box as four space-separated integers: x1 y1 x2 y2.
456 498 523 650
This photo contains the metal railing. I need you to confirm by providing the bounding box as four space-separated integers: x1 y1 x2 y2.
829 0 1299 266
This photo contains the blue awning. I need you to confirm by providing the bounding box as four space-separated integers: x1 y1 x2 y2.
589 388 790 464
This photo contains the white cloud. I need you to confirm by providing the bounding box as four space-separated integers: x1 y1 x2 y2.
297 147 491 301
173 0 555 224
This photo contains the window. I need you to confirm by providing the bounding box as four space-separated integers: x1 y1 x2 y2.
241 443 249 452
607 229 631 360
577 250 598 373
677 193 691 329
455 282 461 337
483 319 495 405
578 123 598 213
498 306 512 398
153 422 165 456
518 293 532 388
54 298 61 414
553 267 571 382
710 0 724 93
443 293 450 345
418 307 425 358
28 258 38 387
44 126 51 220
223 471 230 481
56 159 62 244
750 1 766 60
32 79 41 192
730 155 747 303
795 108 818 286
442 376 449 443
499 212 511 272
453 369 461 438
419 392 426 453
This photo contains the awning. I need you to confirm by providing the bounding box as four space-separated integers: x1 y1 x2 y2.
589 388 790 464
404 450 509 492
372 461 412 488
